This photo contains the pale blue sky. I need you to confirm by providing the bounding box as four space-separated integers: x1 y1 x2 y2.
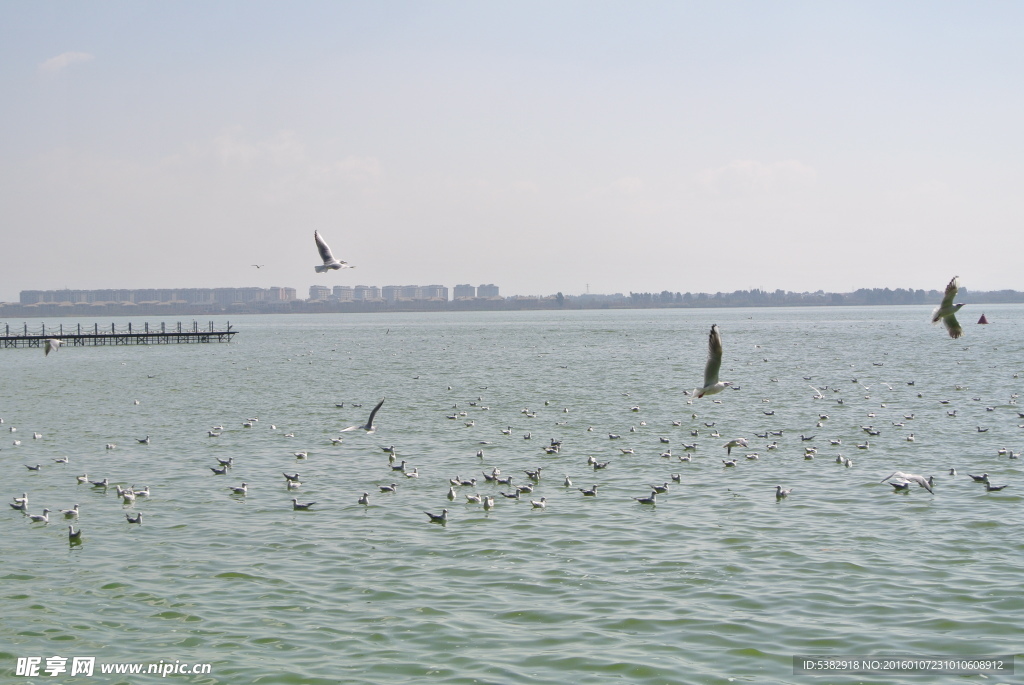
2 1 1022 301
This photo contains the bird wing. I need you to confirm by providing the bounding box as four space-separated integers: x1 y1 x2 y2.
940 276 959 309
702 325 723 388
943 313 963 339
314 231 335 264
908 475 934 493
364 397 385 430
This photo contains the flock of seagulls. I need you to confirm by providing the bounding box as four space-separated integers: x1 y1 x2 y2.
12 267 1016 539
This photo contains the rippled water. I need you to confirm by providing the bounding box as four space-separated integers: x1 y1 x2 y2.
2 306 1022 684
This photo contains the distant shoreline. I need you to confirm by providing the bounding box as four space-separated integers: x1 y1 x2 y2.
2 287 1023 319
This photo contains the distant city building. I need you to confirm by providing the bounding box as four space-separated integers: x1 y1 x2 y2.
308 285 331 301
381 285 448 302
353 285 381 301
19 287 296 306
17 284 471 308
453 284 476 299
419 285 449 301
477 284 500 298
267 287 297 302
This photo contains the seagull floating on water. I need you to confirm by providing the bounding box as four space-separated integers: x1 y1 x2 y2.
775 485 792 499
291 498 316 510
425 509 449 524
314 230 354 272
28 508 51 523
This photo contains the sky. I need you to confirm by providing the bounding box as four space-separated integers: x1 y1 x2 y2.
2 1 1023 302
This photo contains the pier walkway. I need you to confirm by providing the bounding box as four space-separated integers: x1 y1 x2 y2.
0 321 236 349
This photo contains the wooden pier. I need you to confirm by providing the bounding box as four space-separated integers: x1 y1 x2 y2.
0 321 237 349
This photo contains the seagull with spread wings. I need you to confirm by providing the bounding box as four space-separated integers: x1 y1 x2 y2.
341 398 385 433
931 276 965 339
694 324 731 398
314 231 354 273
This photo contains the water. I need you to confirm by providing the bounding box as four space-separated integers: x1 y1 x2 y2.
2 306 1022 684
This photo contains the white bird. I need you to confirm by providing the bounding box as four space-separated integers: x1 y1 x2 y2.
341 397 385 433
881 471 934 494
126 511 143 523
68 525 82 542
358 492 370 505
723 438 747 455
230 483 248 495
775 485 792 499
531 497 547 509
932 276 965 339
694 324 731 398
28 508 51 523
291 498 316 510
424 509 449 524
44 338 62 356
634 491 657 505
314 230 354 272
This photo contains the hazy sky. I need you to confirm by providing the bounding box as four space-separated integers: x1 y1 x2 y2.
2 1 1023 302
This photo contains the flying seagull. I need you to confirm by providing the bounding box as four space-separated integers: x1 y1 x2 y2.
932 276 965 339
44 338 62 356
723 438 747 455
881 471 934 494
694 324 730 398
314 230 354 273
341 397 385 433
